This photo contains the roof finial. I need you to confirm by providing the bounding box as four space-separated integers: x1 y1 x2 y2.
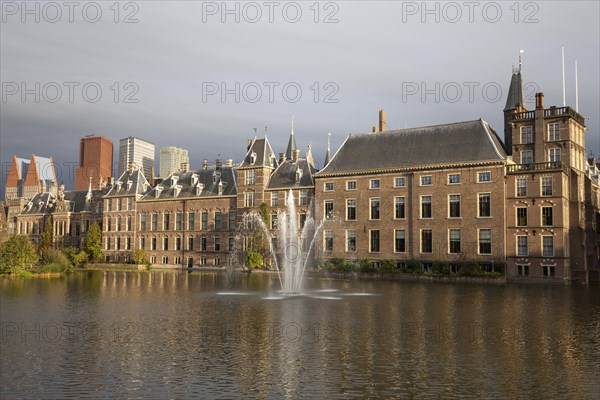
327 132 331 152
518 49 524 73
291 115 295 135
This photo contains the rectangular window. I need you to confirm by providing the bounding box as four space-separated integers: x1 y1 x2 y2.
229 212 236 231
140 214 147 231
421 195 432 219
176 213 182 230
346 199 356 220
117 198 122 211
448 174 460 184
478 193 491 217
325 200 334 220
202 212 208 230
107 198 112 212
244 192 255 207
517 236 528 256
127 216 132 231
449 229 460 254
346 230 356 252
542 236 554 257
140 237 145 250
324 231 333 251
541 177 553 196
478 172 491 182
116 216 122 232
395 229 406 253
271 192 279 207
420 175 432 185
163 213 170 230
543 265 555 277
151 214 158 231
299 213 307 229
517 265 529 276
215 238 221 252
324 182 334 191
517 207 527 227
126 237 131 250
188 212 195 230
127 197 132 211
162 256 168 265
215 212 222 230
151 237 156 251
370 198 380 220
175 237 181 251
517 178 527 197
370 179 380 189
270 214 277 230
201 237 207 252
449 194 461 218
548 148 561 163
228 237 235 251
187 237 193 251
163 237 169 251
394 177 406 187
106 237 110 250
346 181 356 190
245 170 255 185
520 126 533 143
421 229 432 253
521 150 533 164
479 229 492 255
370 230 380 252
299 190 308 206
542 207 553 226
395 197 405 219
548 123 560 141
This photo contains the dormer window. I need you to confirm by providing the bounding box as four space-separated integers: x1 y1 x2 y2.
250 152 257 165
218 181 224 196
155 185 164 198
172 175 179 186
126 180 133 190
213 171 220 184
116 181 122 191
173 184 182 197
191 173 198 186
195 183 204 196
295 168 303 183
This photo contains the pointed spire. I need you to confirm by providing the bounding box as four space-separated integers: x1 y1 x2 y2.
504 51 525 111
306 143 315 167
285 115 298 160
324 133 331 166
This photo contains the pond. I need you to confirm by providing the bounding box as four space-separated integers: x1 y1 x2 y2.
1 271 599 399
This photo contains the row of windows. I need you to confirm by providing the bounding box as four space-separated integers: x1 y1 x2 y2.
106 236 236 252
516 264 556 277
323 172 493 192
515 206 555 227
105 197 133 212
269 190 310 207
323 228 494 255
325 193 492 220
519 149 561 164
520 123 561 144
133 211 237 232
516 235 555 257
516 177 553 197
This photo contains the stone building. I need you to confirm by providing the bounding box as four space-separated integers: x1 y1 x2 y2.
314 117 507 272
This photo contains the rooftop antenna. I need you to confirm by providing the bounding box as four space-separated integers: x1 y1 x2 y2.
575 59 579 112
291 115 295 135
327 132 331 152
562 46 566 107
519 49 524 73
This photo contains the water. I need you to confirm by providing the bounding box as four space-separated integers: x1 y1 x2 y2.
1 271 599 399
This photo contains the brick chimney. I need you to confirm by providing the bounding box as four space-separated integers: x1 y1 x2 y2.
535 92 544 109
279 152 286 163
215 158 222 170
378 109 386 132
292 149 300 163
179 162 189 173
203 159 208 170
225 159 233 167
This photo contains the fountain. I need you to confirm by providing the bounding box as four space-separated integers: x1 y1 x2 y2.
249 189 325 295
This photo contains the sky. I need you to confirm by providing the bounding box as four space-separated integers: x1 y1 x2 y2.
1 1 599 194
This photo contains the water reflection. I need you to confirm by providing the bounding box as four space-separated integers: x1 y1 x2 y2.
1 272 599 399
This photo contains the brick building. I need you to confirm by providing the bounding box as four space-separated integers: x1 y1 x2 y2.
74 135 114 191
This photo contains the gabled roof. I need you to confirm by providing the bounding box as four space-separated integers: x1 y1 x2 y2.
318 119 507 176
267 158 315 189
140 167 237 201
5 156 24 187
104 168 150 197
504 71 524 111
19 190 98 215
239 137 277 169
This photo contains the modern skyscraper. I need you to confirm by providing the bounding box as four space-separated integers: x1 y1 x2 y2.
118 137 155 179
74 135 113 191
159 146 190 178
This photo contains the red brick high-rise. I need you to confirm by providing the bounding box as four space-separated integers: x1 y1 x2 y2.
74 135 113 191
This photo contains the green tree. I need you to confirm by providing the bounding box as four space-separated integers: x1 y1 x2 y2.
83 222 103 262
245 251 263 268
0 235 39 274
38 216 53 263
130 248 150 266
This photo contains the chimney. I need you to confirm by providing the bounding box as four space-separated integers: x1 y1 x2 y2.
203 159 208 170
372 126 377 133
279 152 286 163
179 162 189 173
215 158 222 170
535 92 544 109
515 103 523 113
292 149 300 163
378 109 386 132
225 159 233 167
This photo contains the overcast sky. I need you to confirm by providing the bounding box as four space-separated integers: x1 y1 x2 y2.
1 1 599 193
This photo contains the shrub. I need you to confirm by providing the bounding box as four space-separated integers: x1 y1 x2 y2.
405 259 422 274
38 249 72 273
62 247 88 267
130 248 150 266
246 251 264 268
380 260 398 273
433 261 451 275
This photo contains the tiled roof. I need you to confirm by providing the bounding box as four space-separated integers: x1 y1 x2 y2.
267 159 315 189
140 167 237 201
239 138 277 169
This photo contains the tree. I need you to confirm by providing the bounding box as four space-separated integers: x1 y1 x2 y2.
0 235 39 274
83 222 103 262
38 216 53 263
130 248 150 266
